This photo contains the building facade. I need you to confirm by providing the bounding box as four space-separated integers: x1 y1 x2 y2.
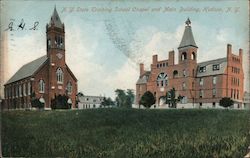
4 7 78 109
78 95 104 109
136 19 244 109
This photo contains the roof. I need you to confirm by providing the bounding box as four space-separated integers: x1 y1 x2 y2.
49 6 63 28
178 24 198 49
196 57 227 77
136 71 151 84
5 55 48 84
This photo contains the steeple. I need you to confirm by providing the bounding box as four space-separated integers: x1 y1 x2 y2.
48 6 63 29
178 18 198 49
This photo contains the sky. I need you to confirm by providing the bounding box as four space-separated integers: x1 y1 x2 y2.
1 0 249 99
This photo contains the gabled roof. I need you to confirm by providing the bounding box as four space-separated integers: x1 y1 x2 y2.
178 22 198 49
196 57 227 77
49 6 63 28
5 55 48 85
136 71 151 84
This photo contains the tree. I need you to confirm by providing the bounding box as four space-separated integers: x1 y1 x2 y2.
139 91 155 108
165 88 183 108
30 92 44 109
115 89 135 108
219 97 234 108
101 97 115 107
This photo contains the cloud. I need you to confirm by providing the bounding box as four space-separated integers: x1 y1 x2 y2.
7 30 45 80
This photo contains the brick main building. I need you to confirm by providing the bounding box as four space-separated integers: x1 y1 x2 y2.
4 7 77 109
136 19 244 108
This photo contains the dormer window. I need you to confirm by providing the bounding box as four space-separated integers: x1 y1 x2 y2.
199 66 206 73
212 64 220 71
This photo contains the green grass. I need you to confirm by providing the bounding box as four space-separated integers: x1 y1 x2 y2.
2 108 250 158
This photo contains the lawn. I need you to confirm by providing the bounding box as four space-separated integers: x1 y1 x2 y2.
2 108 250 158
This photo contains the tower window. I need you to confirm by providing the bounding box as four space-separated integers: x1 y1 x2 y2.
191 52 196 60
56 68 64 84
39 80 45 93
181 52 187 61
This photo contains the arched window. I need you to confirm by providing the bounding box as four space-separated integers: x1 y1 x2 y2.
67 81 73 94
191 52 196 60
56 68 63 83
157 72 168 87
173 70 178 78
39 80 45 93
181 52 187 61
182 82 186 90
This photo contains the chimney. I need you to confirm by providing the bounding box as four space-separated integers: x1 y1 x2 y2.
227 44 232 56
152 55 158 64
140 63 144 76
239 48 243 62
168 50 175 66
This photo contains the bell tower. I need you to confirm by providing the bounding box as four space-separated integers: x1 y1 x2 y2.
46 6 67 105
177 18 198 103
46 6 65 65
178 18 198 65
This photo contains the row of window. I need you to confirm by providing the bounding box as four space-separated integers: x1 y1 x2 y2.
199 64 220 73
47 35 64 48
231 77 240 86
180 52 196 61
199 76 217 86
199 89 216 98
232 67 240 74
39 79 73 94
5 82 31 99
157 62 168 68
231 89 240 100
156 73 217 88
232 57 240 63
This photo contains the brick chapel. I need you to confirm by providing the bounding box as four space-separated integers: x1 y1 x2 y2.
4 7 78 109
136 18 244 108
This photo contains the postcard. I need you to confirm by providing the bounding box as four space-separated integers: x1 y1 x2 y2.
0 0 249 157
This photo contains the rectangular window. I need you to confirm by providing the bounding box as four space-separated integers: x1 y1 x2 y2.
23 83 26 96
213 76 217 85
199 78 204 86
212 88 216 98
28 82 31 95
212 64 220 71
199 66 206 73
199 90 204 98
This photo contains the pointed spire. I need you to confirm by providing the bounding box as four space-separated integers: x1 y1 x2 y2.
49 5 63 28
178 18 198 49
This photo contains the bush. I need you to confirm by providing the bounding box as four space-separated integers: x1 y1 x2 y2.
139 91 156 108
51 94 71 109
219 97 234 108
